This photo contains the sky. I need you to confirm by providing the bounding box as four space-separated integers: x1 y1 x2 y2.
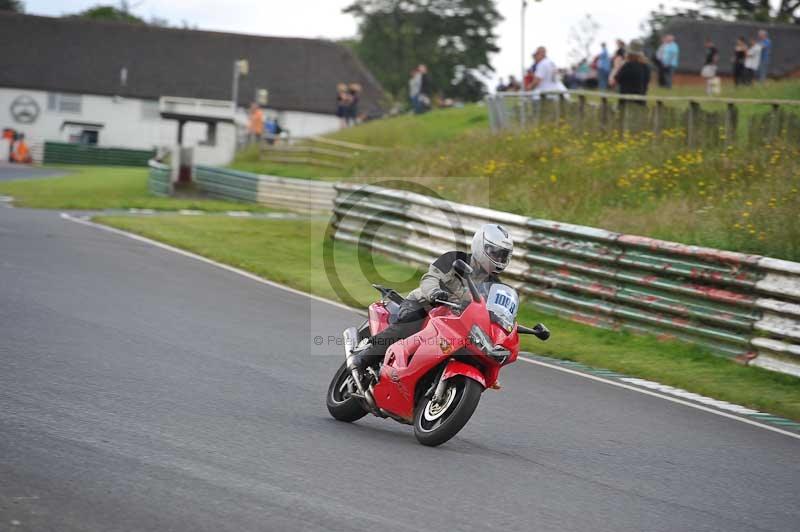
26 0 696 84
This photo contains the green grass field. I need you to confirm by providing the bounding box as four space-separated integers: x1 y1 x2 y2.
0 165 271 212
95 215 800 421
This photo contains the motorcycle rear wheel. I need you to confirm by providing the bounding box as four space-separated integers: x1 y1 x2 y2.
413 376 483 446
326 361 368 422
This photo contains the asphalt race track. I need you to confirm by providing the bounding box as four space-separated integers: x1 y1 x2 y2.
1 207 798 532
0 164 66 182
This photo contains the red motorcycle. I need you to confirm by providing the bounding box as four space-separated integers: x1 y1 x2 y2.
326 259 549 446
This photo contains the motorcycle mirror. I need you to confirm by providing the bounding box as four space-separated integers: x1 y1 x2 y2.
453 259 473 277
518 323 550 341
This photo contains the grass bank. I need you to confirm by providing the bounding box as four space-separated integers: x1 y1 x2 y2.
229 104 489 180
0 165 270 212
231 81 800 261
95 215 800 421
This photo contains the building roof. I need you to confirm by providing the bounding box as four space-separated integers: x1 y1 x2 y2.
0 12 386 116
663 18 800 77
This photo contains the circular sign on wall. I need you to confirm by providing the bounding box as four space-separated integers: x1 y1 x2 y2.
10 95 40 124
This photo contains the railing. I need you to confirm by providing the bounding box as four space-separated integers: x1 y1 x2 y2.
331 183 800 377
259 136 384 169
486 90 800 147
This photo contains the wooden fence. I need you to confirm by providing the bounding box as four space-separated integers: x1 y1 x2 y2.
486 90 800 148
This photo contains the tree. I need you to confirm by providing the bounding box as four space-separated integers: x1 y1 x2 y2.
693 0 799 23
567 14 600 65
642 0 799 39
70 4 146 24
344 0 503 102
0 0 24 12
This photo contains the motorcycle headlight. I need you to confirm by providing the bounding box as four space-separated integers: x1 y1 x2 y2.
469 325 510 363
469 324 493 352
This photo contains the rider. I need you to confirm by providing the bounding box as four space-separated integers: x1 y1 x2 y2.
347 223 514 373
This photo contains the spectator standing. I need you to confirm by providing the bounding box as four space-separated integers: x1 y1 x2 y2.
416 64 432 114
336 83 351 128
744 36 762 85
732 36 747 87
10 133 32 164
758 29 771 82
613 40 650 102
506 75 521 91
654 36 667 87
701 38 719 95
530 46 564 98
660 34 679 88
597 42 611 91
523 68 535 91
247 102 264 145
408 67 421 111
609 39 626 90
347 83 362 126
2 128 15 162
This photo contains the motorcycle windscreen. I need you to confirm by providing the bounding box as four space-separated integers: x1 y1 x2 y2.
484 283 519 332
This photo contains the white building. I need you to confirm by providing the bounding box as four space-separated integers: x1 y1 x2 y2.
0 12 385 165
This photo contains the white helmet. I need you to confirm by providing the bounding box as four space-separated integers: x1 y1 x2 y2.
471 224 513 274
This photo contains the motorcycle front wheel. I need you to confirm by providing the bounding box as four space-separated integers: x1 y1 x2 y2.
326 361 368 422
413 376 483 446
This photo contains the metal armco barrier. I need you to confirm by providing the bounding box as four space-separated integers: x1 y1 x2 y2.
147 160 171 195
147 162 335 213
331 183 800 377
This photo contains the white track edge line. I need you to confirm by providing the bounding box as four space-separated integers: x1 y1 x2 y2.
517 356 800 441
62 212 799 441
60 212 360 315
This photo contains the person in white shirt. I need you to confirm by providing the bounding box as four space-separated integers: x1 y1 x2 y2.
744 36 762 84
530 46 565 97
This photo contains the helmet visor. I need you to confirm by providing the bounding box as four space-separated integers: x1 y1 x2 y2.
484 242 511 264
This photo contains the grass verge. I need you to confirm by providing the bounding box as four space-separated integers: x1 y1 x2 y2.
94 214 800 421
0 165 271 212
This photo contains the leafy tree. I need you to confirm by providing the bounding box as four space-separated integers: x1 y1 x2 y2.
344 0 503 102
0 0 24 12
695 0 800 23
642 0 799 42
70 5 145 24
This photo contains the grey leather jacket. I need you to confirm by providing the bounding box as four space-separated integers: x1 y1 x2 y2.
406 251 497 306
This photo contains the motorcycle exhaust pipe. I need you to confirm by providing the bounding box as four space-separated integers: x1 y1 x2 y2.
343 327 379 413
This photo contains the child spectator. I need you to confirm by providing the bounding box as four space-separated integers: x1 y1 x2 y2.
10 133 32 164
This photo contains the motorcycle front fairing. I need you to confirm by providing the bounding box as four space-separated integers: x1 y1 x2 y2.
371 298 517 421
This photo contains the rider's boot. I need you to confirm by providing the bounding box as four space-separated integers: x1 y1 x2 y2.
346 343 382 374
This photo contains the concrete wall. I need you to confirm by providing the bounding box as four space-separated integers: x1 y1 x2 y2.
1 87 340 166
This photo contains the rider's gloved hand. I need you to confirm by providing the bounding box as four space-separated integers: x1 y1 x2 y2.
429 289 450 305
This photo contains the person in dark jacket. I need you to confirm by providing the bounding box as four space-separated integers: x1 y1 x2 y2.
733 36 747 87
613 40 650 104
